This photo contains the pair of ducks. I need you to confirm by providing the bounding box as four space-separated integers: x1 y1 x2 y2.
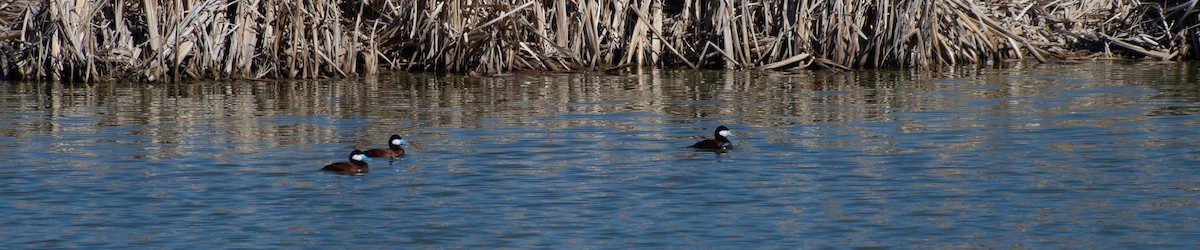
321 126 734 174
321 135 408 174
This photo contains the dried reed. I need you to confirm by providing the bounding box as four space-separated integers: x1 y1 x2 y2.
0 0 1188 82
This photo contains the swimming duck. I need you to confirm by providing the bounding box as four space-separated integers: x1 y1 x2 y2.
322 150 369 174
364 134 408 159
688 125 733 150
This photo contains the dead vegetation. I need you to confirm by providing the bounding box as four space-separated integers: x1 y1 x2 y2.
0 0 1196 82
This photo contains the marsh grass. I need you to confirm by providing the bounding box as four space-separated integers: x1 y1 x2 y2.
0 0 1190 82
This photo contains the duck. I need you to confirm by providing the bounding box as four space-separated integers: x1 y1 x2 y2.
688 125 733 150
364 134 408 159
321 150 369 174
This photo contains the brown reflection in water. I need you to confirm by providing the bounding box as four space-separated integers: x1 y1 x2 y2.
359 70 959 130
0 70 956 140
5 64 1196 150
1133 63 1200 117
0 80 348 156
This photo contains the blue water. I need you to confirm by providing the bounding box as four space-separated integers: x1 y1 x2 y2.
2 63 1200 248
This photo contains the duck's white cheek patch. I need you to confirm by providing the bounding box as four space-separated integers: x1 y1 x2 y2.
719 130 732 137
352 154 366 161
392 139 402 145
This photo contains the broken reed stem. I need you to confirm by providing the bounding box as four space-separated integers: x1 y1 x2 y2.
0 0 1188 82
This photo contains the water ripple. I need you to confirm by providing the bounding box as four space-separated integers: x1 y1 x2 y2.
2 64 1200 248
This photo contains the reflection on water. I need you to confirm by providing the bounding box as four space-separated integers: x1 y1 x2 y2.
2 62 1200 248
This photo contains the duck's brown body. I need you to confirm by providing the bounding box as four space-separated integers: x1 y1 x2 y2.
322 150 369 174
689 126 733 151
364 135 407 159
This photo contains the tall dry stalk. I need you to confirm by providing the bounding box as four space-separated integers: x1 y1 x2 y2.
0 0 387 81
0 0 1187 82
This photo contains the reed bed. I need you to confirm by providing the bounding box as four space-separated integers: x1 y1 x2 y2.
0 0 1192 82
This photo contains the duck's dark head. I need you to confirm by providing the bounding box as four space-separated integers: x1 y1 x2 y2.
714 126 733 141
349 150 368 163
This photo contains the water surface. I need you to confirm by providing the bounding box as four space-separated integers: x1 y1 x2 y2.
2 63 1200 248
